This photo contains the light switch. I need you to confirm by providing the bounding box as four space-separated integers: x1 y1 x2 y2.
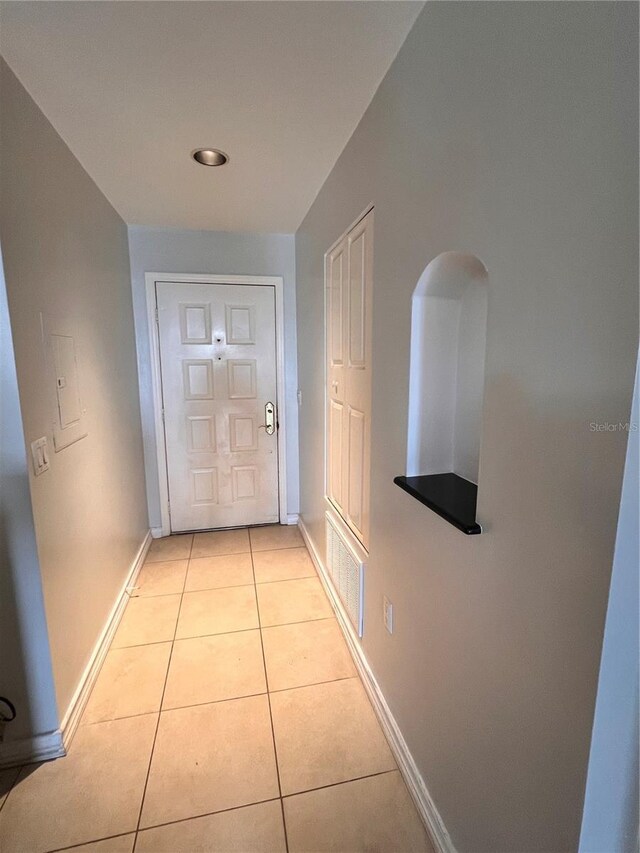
30 437 50 476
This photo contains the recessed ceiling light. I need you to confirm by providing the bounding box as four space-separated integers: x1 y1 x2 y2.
192 148 228 167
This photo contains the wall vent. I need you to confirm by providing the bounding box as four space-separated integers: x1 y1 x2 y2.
325 510 365 636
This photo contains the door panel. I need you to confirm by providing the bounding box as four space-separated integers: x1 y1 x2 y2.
227 360 257 399
229 414 258 452
327 240 347 509
192 467 218 503
330 252 344 365
348 228 366 367
231 465 258 501
187 415 216 452
329 399 344 510
157 282 279 532
180 304 212 344
183 360 214 399
225 305 255 344
347 405 365 536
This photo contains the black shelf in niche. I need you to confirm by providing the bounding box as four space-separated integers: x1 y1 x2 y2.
394 473 481 535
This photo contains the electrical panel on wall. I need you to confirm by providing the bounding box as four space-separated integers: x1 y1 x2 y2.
41 313 88 451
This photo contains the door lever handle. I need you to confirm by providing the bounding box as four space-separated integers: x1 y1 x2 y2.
258 401 276 435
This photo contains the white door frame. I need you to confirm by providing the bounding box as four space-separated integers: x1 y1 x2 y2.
145 272 288 535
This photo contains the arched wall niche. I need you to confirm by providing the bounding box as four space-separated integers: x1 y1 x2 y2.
407 251 488 483
395 251 488 534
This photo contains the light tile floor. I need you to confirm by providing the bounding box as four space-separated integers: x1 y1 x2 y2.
0 525 433 853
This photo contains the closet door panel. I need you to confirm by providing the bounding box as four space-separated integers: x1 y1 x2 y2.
327 239 347 510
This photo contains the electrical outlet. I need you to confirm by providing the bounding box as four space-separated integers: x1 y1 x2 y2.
383 596 393 634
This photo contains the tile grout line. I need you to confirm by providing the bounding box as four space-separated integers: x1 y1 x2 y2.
280 768 400 801
260 615 335 632
249 533 291 853
78 673 359 728
48 830 136 853
111 615 339 653
189 548 249 559
101 689 269 720
135 571 317 599
135 581 255 599
47 769 404 852
53 797 283 850
143 557 190 565
131 532 195 851
254 574 319 587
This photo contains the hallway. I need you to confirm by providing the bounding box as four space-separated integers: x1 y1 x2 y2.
0 526 432 853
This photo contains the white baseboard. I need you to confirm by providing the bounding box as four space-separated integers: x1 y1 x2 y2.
298 517 456 853
59 531 153 751
286 513 300 525
0 729 65 769
151 526 165 539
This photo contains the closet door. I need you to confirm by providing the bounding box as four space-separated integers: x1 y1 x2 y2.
326 208 373 549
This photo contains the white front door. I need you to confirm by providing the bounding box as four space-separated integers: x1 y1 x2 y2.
156 282 279 532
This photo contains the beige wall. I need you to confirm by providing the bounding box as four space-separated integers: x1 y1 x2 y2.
295 3 638 851
0 61 148 721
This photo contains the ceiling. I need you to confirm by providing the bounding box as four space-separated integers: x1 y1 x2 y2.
0 1 423 233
